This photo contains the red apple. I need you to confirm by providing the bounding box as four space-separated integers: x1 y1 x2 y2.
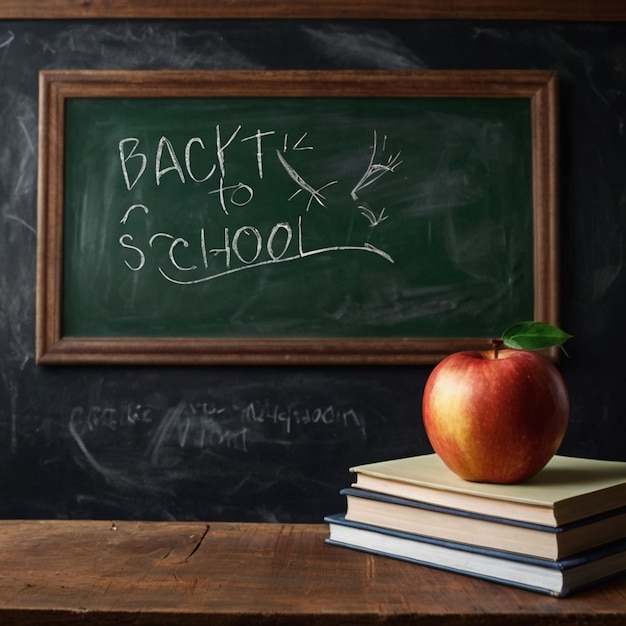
422 348 569 484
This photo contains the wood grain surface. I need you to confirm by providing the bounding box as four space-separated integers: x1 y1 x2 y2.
0 521 625 624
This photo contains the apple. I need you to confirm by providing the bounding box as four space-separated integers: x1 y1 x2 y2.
422 345 569 484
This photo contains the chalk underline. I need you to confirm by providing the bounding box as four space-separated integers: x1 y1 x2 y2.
158 243 394 285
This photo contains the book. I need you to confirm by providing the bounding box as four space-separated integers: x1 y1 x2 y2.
349 454 626 527
325 513 626 597
341 487 626 560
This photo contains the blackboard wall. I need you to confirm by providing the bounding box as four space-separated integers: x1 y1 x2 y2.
1 19 625 521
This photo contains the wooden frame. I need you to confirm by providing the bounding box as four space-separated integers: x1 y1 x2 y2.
2 0 626 20
37 69 559 365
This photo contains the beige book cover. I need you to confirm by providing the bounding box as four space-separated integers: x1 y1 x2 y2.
350 454 626 526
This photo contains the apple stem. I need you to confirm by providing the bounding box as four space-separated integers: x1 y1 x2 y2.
491 338 504 359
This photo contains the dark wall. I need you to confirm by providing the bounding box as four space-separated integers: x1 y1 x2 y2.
1 19 625 522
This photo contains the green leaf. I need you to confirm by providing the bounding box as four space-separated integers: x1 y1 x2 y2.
502 321 572 354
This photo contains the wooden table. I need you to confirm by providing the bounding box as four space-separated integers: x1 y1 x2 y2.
1 521 625 625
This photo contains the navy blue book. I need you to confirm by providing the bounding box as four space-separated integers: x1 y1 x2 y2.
325 513 626 597
341 487 626 560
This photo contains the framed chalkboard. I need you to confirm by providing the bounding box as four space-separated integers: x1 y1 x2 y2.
37 69 559 365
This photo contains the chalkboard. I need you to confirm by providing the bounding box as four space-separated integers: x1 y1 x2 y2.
2 18 625 524
37 69 559 364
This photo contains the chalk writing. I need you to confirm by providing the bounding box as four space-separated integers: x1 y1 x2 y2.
117 126 401 286
148 403 249 465
351 130 402 200
69 403 153 435
69 399 367 466
241 400 364 436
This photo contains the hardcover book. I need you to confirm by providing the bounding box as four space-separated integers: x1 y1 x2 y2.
325 513 626 597
342 487 626 560
349 454 626 527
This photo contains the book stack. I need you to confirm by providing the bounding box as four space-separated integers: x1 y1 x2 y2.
325 454 626 597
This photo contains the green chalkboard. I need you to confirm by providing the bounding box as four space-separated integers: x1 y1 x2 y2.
37 70 559 364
